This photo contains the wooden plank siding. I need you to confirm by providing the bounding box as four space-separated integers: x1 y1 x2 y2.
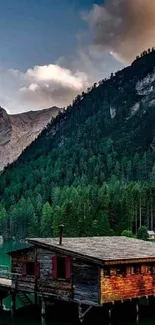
10 246 100 305
12 248 36 293
36 247 72 299
100 264 155 304
36 248 100 304
73 261 99 305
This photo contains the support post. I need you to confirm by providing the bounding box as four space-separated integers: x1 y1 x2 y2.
34 292 38 306
11 292 16 317
0 299 3 309
41 297 46 325
136 302 139 323
78 304 83 323
78 304 92 323
108 308 112 325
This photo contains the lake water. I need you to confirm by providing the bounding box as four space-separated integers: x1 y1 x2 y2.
1 241 155 325
0 240 41 325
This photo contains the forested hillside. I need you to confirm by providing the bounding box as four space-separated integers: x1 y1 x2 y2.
1 49 155 239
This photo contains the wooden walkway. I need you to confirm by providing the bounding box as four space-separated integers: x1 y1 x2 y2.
0 265 12 289
0 278 11 288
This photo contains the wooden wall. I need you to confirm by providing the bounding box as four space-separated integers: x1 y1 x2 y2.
73 260 99 305
100 264 155 304
12 248 35 292
36 247 72 300
11 246 100 305
36 247 100 305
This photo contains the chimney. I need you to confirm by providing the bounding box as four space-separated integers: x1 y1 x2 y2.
59 224 64 245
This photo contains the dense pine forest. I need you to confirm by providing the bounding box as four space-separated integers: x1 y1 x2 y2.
1 49 155 239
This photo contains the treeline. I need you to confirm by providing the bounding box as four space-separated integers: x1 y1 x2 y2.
1 179 155 239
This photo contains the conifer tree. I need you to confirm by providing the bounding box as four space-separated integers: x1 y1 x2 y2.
40 202 53 237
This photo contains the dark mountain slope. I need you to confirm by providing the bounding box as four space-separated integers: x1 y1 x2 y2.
1 49 155 239
14 50 155 160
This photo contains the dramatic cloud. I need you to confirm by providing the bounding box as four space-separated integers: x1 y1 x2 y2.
0 51 122 113
18 64 89 111
85 0 155 63
0 64 89 113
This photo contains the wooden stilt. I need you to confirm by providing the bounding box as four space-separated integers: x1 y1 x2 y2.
108 308 112 325
78 304 83 323
11 292 16 317
136 302 139 323
34 292 38 306
0 299 3 309
41 297 46 325
78 304 92 323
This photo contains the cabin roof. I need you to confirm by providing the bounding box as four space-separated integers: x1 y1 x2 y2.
148 230 155 235
8 244 32 255
28 237 155 264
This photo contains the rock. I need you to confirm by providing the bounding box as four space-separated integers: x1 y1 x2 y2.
0 106 59 171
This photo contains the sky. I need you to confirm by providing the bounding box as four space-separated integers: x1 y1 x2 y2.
0 0 155 114
0 0 98 71
0 0 122 113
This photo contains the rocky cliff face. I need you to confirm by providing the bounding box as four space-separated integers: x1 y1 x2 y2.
0 106 59 170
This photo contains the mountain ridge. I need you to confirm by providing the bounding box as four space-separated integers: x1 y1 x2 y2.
16 49 155 162
1 49 155 239
0 106 59 171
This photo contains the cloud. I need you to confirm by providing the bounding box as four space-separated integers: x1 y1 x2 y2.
84 0 155 63
0 64 89 113
71 46 123 83
1 0 154 113
26 64 87 89
0 50 123 114
18 64 89 111
0 0 133 114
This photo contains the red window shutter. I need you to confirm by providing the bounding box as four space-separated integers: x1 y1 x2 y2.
65 256 71 281
35 263 40 278
52 256 57 280
22 262 27 276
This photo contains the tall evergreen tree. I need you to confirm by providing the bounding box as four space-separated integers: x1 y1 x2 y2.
40 202 53 237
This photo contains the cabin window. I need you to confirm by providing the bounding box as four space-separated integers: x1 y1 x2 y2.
104 267 111 277
147 265 153 274
26 262 35 276
57 257 66 279
22 262 40 277
52 256 71 281
147 265 155 274
131 264 141 275
116 265 126 276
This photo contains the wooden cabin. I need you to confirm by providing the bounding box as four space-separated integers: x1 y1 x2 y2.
147 230 155 240
8 236 155 309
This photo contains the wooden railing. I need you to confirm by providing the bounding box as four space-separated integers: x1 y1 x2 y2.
0 265 18 280
0 265 9 272
0 265 9 278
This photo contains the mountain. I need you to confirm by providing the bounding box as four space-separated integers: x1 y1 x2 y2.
0 106 59 171
1 49 155 239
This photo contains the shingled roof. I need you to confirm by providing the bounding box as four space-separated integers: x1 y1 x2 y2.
28 237 155 265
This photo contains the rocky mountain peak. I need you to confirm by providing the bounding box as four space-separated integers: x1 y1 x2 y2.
0 106 59 171
0 107 12 147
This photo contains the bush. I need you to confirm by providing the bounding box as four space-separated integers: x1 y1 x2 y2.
137 226 149 241
121 230 133 238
